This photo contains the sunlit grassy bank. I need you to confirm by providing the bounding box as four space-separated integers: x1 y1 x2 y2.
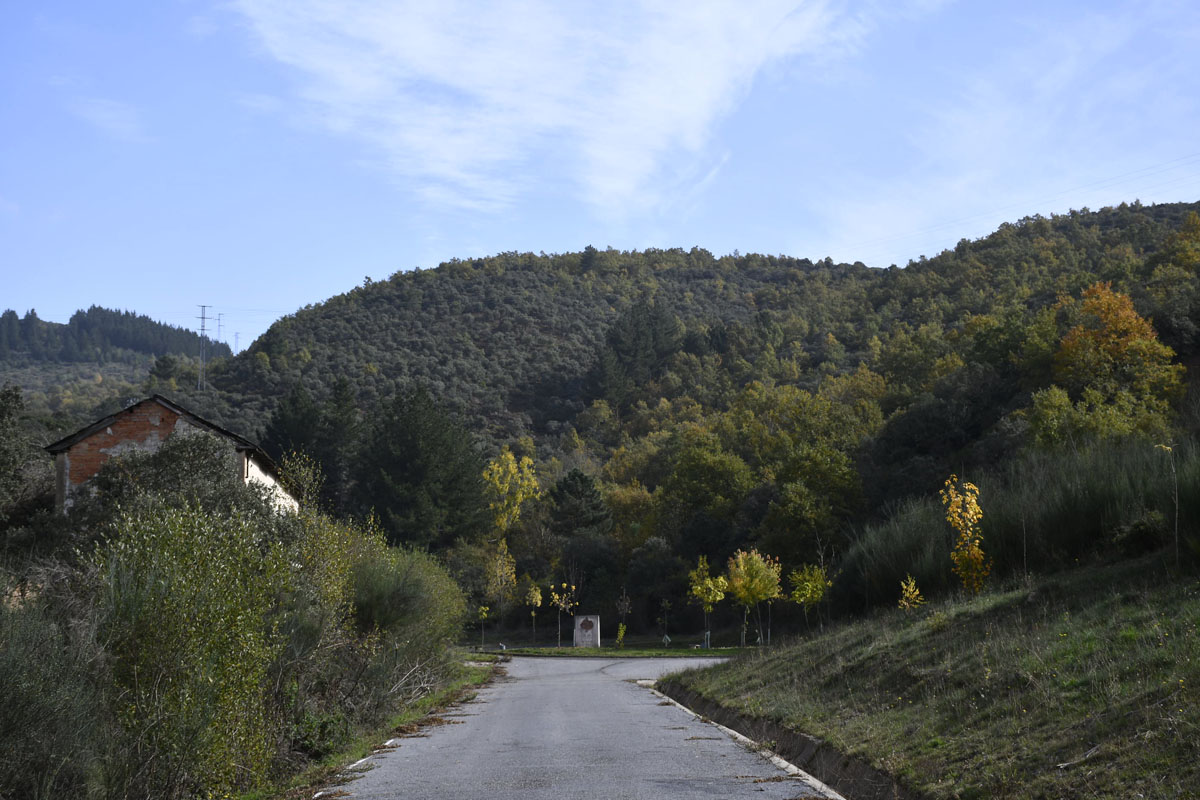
663 554 1198 799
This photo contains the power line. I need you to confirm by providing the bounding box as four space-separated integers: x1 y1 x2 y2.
197 305 210 390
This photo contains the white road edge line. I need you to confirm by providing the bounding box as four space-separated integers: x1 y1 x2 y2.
636 680 847 800
313 755 375 797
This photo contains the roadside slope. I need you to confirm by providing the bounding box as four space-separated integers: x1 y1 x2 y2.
660 555 1199 799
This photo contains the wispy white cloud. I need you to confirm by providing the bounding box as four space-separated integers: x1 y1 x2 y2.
68 97 151 143
231 0 885 212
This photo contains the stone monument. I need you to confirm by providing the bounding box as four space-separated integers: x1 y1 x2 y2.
573 615 600 648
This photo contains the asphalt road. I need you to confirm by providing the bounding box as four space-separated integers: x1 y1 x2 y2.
338 656 836 799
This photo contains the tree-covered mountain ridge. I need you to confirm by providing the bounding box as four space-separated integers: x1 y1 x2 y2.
186 198 1200 625
8 201 1198 800
0 305 230 363
0 305 232 419
212 200 1200 443
7 198 1200 639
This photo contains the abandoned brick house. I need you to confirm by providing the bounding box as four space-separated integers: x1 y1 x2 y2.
45 395 298 514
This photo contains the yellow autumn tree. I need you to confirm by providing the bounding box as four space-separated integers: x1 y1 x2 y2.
549 583 578 648
482 446 541 533
726 549 781 647
941 474 990 595
687 556 728 648
523 578 542 643
484 538 517 622
788 563 832 626
898 574 925 611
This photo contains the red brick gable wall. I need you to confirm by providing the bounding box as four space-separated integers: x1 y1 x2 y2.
63 403 190 489
52 397 297 515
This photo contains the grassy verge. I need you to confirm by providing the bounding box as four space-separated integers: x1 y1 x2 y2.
241 659 497 800
663 554 1199 799
503 645 749 658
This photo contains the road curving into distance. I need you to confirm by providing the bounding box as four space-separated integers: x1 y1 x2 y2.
338 655 839 799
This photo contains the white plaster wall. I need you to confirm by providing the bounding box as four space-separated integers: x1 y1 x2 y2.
245 455 299 513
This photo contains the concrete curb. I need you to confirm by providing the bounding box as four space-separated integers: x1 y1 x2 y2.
655 679 928 800
636 680 847 800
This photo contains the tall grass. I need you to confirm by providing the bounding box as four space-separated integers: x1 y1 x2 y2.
0 588 106 800
838 437 1198 612
669 554 1199 799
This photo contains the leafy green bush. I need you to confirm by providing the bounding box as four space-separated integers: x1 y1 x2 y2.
266 508 360 764
74 431 276 525
266 508 467 766
346 532 466 717
96 503 287 798
0 417 473 799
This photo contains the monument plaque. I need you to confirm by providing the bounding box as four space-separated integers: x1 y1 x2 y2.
573 614 601 648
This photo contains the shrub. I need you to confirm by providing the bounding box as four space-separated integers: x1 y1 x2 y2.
897 574 925 611
95 503 287 798
347 532 467 722
70 431 278 538
0 586 105 799
266 507 360 765
1 444 473 799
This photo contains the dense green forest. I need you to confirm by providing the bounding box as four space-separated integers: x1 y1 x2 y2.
0 306 230 419
9 201 1200 632
186 199 1200 634
0 306 229 363
4 199 1200 799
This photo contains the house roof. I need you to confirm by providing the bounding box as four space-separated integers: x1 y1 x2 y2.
45 395 267 460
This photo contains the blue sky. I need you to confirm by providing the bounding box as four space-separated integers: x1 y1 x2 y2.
3 1 1199 351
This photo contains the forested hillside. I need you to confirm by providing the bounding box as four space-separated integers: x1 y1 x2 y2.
4 199 1200 800
172 200 1200 632
205 202 1195 432
0 306 229 363
6 200 1200 635
0 306 230 418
